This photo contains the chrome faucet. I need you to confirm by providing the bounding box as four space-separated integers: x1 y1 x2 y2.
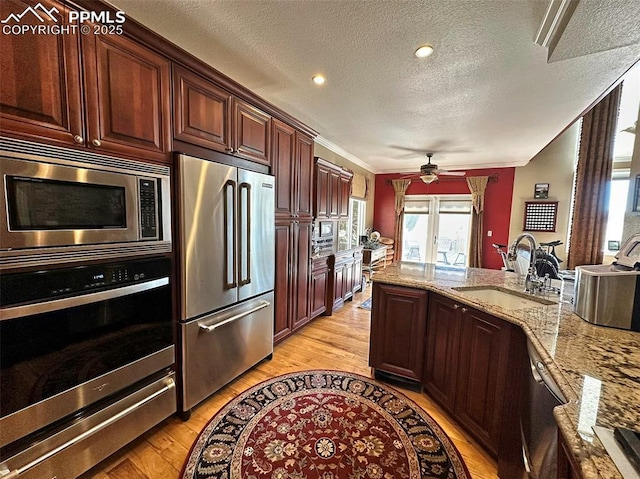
508 233 543 293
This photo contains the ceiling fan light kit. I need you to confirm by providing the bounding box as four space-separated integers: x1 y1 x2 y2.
420 173 438 184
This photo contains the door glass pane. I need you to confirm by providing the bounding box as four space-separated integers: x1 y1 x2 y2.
402 213 428 262
436 212 471 266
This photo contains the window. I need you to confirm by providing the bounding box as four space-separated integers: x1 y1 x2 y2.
402 195 472 265
605 62 638 253
605 177 630 252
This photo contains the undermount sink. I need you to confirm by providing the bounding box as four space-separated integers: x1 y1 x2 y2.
452 286 556 309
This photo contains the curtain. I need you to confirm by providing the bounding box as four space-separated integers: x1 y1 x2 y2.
391 179 412 261
567 84 622 269
466 176 489 268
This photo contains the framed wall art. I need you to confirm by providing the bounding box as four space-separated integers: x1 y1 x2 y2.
523 201 558 232
534 183 549 199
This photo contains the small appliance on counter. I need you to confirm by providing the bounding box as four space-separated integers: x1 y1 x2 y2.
574 234 640 331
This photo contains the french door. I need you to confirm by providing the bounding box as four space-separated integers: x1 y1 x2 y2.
402 195 472 265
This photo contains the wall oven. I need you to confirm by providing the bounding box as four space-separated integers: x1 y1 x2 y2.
0 137 171 270
0 139 176 479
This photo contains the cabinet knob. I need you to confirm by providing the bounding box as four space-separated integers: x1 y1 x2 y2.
461 307 468 314
453 304 460 310
91 139 102 147
226 147 234 153
73 135 84 144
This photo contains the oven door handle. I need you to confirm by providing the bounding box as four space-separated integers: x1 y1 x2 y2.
0 277 169 321
199 300 270 332
0 378 175 479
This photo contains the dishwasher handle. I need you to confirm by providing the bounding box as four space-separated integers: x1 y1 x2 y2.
199 301 270 332
527 340 566 404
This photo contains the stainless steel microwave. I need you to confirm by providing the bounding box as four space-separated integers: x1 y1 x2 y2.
0 138 171 269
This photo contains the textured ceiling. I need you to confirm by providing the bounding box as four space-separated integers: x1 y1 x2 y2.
110 0 640 173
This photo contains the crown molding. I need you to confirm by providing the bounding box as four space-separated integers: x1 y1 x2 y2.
313 136 377 173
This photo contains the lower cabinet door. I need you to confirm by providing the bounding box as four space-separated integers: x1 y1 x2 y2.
309 260 329 319
422 294 462 414
454 307 511 455
291 221 311 330
369 283 427 381
274 221 293 343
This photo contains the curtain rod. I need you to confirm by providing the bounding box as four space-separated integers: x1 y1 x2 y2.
384 173 499 186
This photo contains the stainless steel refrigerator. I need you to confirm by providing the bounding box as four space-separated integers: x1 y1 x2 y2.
178 153 274 415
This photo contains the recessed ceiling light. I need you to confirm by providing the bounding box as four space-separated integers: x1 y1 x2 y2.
414 45 434 58
312 75 326 85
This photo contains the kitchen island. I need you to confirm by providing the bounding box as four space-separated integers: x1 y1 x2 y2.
371 262 640 479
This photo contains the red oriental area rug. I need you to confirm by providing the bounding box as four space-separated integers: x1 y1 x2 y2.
181 370 470 479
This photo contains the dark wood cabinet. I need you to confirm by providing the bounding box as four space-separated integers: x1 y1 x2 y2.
455 306 511 456
272 119 297 216
295 133 314 217
314 157 353 220
0 0 83 148
315 164 330 218
423 294 462 414
339 174 351 218
82 32 172 162
369 283 428 381
272 120 313 341
172 64 232 153
272 118 313 218
233 98 271 166
0 4 172 163
274 221 293 342
309 256 330 319
172 68 271 166
422 293 511 455
274 218 311 344
371 287 515 456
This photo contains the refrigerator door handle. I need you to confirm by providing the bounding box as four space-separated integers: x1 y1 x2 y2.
198 300 270 332
223 179 238 289
239 182 252 286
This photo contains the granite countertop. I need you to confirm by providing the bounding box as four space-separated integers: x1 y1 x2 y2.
372 262 640 479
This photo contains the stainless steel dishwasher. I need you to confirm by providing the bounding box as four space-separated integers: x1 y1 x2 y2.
520 339 567 479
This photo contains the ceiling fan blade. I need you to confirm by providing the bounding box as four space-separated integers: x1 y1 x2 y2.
389 145 434 153
437 171 466 176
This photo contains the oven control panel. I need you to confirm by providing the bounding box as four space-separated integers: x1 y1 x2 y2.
0 257 170 307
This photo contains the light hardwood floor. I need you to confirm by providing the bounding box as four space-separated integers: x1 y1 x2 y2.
81 285 498 479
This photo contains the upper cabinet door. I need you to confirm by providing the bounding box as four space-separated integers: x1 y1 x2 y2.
295 133 314 218
0 0 83 147
82 32 171 162
338 174 351 218
233 98 271 166
173 65 232 153
272 118 296 217
314 164 330 219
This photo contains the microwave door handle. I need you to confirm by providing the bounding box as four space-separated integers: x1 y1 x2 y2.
239 182 251 286
0 278 169 321
223 179 238 289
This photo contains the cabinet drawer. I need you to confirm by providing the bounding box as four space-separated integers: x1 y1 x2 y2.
180 292 274 411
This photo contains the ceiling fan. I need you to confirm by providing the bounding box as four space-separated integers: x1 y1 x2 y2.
415 153 466 184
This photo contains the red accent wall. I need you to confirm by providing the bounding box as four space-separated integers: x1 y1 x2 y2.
373 168 516 270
